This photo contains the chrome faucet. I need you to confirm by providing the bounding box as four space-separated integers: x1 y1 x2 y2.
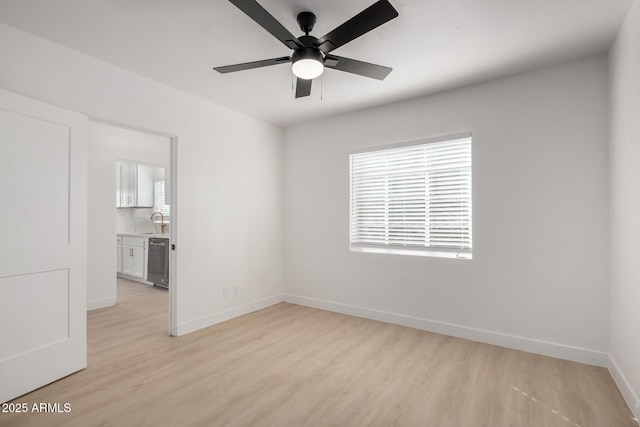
150 211 166 234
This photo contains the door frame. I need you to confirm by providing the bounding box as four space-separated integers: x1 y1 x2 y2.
89 118 178 336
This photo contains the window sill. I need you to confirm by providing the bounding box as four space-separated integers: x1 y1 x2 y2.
350 246 472 259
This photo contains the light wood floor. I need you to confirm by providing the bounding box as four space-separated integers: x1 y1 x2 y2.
1 278 636 427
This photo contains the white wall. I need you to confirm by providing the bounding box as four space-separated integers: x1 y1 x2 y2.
284 55 610 365
0 23 284 335
609 0 640 418
88 122 170 310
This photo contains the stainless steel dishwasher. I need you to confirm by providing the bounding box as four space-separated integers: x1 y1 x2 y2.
147 238 169 288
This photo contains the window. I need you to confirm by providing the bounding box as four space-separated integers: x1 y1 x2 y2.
349 133 472 259
154 180 170 219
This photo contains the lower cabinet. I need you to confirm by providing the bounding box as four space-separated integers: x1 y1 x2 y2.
116 236 123 273
119 236 147 280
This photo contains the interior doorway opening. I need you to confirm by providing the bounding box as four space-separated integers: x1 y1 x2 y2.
87 120 177 335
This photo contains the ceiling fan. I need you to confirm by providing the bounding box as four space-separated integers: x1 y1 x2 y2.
213 0 399 98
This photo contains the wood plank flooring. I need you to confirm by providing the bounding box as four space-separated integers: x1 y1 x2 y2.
1 278 636 427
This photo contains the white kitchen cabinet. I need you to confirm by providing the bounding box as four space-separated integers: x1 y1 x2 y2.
116 236 123 273
116 161 154 208
121 236 147 279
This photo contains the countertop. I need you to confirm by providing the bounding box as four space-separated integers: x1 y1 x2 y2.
117 232 170 239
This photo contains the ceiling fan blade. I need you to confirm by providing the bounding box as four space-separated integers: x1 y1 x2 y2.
295 78 312 98
314 0 398 53
324 55 392 80
213 56 290 74
228 0 304 50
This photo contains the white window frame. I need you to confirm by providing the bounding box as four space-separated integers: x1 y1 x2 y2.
154 179 170 220
349 132 472 259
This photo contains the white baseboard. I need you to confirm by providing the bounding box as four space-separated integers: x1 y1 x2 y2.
87 296 116 311
609 355 640 423
176 294 284 336
117 273 153 286
284 293 609 367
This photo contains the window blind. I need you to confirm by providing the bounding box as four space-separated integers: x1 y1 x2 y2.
154 181 171 217
349 135 472 257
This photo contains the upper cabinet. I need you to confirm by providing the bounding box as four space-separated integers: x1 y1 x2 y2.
116 161 154 208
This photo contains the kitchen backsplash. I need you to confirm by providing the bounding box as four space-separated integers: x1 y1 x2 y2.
116 208 168 234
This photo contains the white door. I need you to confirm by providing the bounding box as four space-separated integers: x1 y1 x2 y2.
131 245 146 279
0 89 87 403
122 243 145 279
116 161 131 207
122 244 134 276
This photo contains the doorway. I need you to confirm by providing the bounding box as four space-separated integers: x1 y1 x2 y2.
87 120 177 335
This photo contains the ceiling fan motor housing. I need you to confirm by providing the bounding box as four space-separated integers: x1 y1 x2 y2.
298 34 319 48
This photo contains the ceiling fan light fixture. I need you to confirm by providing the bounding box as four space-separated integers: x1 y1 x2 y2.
213 0 399 98
291 48 324 80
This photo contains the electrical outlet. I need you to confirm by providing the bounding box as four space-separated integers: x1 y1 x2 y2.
233 286 239 296
223 287 230 298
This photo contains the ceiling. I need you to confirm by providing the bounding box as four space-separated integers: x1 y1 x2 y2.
0 0 632 127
